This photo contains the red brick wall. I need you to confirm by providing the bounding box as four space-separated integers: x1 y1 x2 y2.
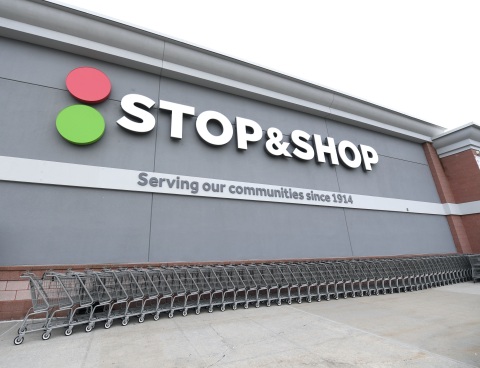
423 143 456 203
461 214 480 253
441 150 480 204
446 216 473 254
424 144 480 254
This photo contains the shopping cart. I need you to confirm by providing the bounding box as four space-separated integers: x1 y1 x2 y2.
149 267 174 320
102 269 129 329
189 266 213 314
290 263 313 303
209 265 235 311
224 265 247 310
256 263 280 306
15 272 55 345
170 267 199 317
83 270 113 332
118 269 145 325
236 265 259 309
134 268 160 323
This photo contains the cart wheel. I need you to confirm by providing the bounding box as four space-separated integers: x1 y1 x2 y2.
104 321 112 329
17 327 26 335
14 336 24 345
121 318 129 326
298 299 302 304
307 298 312 303
266 301 271 307
220 305 225 312
232 305 237 310
168 312 174 318
287 300 292 305
153 314 160 321
138 316 145 323
244 303 249 309
344 295 348 299
182 310 188 317
64 328 73 336
317 297 321 302
208 308 212 313
85 324 93 332
42 332 51 341
277 301 281 306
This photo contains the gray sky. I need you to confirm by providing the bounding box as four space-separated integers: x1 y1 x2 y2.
54 0 480 131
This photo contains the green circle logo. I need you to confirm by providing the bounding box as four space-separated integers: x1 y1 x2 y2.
56 105 105 145
56 67 111 145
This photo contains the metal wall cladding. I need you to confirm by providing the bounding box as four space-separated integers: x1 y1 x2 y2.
0 37 456 266
0 182 152 266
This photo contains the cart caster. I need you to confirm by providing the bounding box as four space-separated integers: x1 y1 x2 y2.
85 324 93 332
232 305 237 310
104 320 112 329
122 317 129 326
17 327 26 335
334 296 339 300
266 301 271 307
307 298 312 303
64 327 73 336
14 336 24 345
317 297 321 302
255 302 260 308
153 314 160 321
198 308 203 315
208 308 212 313
287 300 292 305
277 301 281 306
244 303 249 309
168 312 174 318
42 332 51 341
138 315 145 323
220 305 225 312
298 299 302 304
182 310 188 317
343 295 348 299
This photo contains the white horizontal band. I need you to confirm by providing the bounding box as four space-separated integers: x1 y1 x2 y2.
1 156 479 216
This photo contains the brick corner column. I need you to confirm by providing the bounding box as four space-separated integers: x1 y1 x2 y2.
423 142 473 254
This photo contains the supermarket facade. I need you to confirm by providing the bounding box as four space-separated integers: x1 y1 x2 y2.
0 0 479 318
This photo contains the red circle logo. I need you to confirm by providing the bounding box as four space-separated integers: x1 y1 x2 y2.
66 67 111 103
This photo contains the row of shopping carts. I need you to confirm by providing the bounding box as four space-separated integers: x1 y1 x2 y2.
13 254 472 345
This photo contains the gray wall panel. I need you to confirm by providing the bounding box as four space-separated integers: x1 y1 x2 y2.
336 155 441 202
326 118 428 165
0 38 458 266
159 77 329 135
0 79 156 171
0 182 152 266
345 209 456 257
149 195 353 262
0 37 160 102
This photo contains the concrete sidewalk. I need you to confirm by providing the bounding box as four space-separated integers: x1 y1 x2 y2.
1 282 479 367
